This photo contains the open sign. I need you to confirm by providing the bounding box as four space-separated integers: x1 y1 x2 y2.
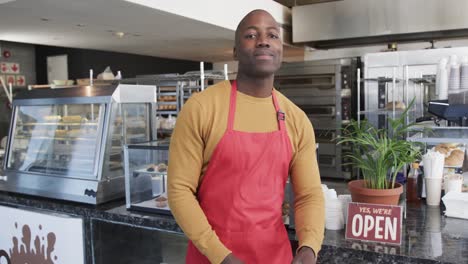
345 202 402 245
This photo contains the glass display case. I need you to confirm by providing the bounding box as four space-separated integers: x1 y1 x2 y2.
407 126 468 173
124 141 170 214
1 84 156 204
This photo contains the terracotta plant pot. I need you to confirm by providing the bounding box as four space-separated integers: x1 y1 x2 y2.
348 180 403 205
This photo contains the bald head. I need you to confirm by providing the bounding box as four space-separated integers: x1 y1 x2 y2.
234 9 280 47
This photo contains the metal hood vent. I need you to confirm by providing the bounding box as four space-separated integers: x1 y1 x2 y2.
293 0 468 49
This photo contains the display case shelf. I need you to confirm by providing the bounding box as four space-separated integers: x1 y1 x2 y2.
157 111 178 115
363 77 402 83
157 101 177 105
21 122 98 126
134 168 167 176
15 136 97 141
359 108 416 115
407 127 468 144
158 92 177 96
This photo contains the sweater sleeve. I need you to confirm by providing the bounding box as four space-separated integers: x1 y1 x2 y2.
167 97 231 264
289 112 325 256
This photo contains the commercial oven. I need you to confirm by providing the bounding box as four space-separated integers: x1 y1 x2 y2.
275 58 359 180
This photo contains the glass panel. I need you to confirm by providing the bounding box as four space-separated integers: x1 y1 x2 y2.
103 103 151 179
123 104 151 144
7 104 103 178
407 127 468 144
125 141 170 212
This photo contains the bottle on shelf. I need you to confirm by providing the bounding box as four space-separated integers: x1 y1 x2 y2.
115 71 122 80
407 163 421 203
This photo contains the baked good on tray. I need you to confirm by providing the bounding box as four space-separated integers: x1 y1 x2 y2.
147 164 157 172
146 163 168 172
385 101 406 110
44 115 62 122
155 195 168 208
444 148 465 167
62 115 82 123
157 163 167 172
434 144 450 155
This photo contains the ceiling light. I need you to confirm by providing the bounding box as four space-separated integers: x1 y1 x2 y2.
114 32 125 38
0 0 16 5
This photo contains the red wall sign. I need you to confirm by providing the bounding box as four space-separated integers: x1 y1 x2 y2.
345 202 402 245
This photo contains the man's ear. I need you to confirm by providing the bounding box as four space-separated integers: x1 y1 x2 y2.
233 47 238 60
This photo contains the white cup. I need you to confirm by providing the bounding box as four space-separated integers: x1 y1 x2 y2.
444 174 463 193
325 213 344 230
326 189 338 200
422 153 444 179
426 177 443 206
326 198 342 210
338 195 352 223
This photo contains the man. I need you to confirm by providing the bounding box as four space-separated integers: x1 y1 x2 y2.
168 9 324 264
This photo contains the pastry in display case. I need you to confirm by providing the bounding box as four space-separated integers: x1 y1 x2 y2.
408 127 468 190
124 141 171 214
0 84 157 204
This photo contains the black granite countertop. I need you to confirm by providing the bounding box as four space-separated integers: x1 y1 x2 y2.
1 191 467 264
319 203 468 264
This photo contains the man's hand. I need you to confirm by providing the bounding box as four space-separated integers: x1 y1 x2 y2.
221 253 245 264
291 246 316 264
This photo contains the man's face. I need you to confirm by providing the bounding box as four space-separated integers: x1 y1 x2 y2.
234 11 283 78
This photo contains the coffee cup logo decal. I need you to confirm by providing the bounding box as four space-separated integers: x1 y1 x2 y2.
0 249 11 264
0 223 57 264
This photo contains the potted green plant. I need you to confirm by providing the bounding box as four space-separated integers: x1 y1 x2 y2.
338 103 421 205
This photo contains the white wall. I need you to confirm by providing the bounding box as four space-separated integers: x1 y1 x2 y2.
125 0 291 30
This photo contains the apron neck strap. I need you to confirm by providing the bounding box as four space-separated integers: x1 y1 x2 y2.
229 80 285 132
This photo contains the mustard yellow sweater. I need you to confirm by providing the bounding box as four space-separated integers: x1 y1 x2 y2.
168 80 324 264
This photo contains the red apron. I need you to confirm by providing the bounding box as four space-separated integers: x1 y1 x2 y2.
186 81 293 264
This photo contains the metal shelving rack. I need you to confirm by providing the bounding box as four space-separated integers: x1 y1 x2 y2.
156 78 180 116
133 62 228 140
179 70 226 107
135 62 228 117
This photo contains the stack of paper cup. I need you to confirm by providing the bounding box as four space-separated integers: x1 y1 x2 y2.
322 187 344 230
437 58 449 100
325 197 344 230
338 194 352 224
460 57 468 90
448 64 460 91
423 151 445 206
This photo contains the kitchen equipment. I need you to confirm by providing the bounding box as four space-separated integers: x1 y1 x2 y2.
428 100 468 126
362 47 468 130
0 84 156 204
275 58 359 179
